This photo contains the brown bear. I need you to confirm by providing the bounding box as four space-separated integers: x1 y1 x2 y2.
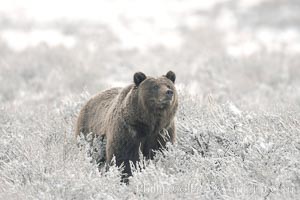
75 71 178 181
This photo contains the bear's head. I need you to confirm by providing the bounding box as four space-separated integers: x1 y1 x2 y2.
133 71 177 110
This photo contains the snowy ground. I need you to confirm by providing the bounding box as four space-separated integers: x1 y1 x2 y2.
0 0 300 199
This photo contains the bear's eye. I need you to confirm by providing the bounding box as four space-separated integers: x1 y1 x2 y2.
166 85 171 89
153 85 159 90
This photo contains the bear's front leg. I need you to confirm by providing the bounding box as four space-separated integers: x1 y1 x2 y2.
108 137 141 183
118 145 141 183
142 122 176 160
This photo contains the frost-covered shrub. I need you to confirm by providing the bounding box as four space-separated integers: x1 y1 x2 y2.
1 91 299 199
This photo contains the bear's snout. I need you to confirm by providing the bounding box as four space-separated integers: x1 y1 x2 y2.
166 89 174 99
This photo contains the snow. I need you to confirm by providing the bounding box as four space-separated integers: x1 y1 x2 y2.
1 29 76 51
2 0 299 55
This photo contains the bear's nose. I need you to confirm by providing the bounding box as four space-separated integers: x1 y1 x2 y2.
166 89 174 97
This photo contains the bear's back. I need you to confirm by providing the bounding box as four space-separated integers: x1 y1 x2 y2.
75 87 122 137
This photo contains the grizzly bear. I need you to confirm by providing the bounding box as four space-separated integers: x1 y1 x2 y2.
75 71 178 181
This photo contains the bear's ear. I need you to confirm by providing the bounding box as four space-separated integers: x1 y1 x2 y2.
134 72 147 86
165 71 176 83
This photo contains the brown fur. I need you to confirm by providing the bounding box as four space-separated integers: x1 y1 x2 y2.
75 71 178 180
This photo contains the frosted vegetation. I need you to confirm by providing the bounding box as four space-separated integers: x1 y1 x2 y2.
1 0 300 199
